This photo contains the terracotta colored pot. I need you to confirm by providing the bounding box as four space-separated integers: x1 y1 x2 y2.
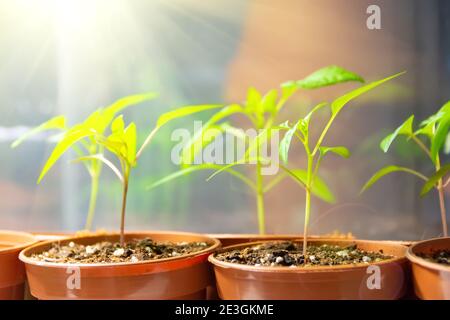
0 230 37 300
209 239 409 300
32 232 70 242
406 237 450 300
208 234 354 248
20 231 221 300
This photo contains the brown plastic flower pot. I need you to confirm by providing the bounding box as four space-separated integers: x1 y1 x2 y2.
208 234 354 248
0 230 37 300
209 239 409 300
20 231 221 300
406 237 450 300
32 232 71 242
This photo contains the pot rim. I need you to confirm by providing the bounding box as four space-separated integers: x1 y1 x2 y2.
19 230 221 268
208 239 408 273
0 230 37 255
406 236 450 272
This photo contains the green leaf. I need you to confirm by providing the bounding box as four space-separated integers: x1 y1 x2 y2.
156 104 222 128
206 156 270 184
361 165 427 194
245 87 262 112
124 122 137 165
419 111 445 128
261 89 278 113
180 124 226 165
303 102 328 124
245 88 265 127
104 92 158 116
416 103 450 140
147 164 256 191
331 71 405 116
38 126 97 183
179 105 246 165
280 167 335 203
294 169 335 203
280 81 298 100
431 106 450 160
83 110 104 132
414 125 434 140
97 131 124 153
11 115 67 148
279 120 300 164
111 115 125 134
296 65 364 89
319 146 350 158
380 115 414 152
444 133 450 154
243 128 277 162
221 123 247 141
420 164 450 196
203 104 246 128
87 93 157 135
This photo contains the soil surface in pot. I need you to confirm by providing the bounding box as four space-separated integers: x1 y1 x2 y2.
418 249 450 265
30 238 211 263
215 241 393 267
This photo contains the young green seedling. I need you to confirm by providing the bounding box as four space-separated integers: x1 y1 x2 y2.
149 66 373 234
37 100 222 245
279 71 404 255
362 100 450 237
11 93 157 230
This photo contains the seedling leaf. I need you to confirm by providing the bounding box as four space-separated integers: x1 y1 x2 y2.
124 122 137 165
331 71 405 116
147 164 256 191
361 165 427 194
319 146 350 158
261 89 278 113
380 115 414 152
420 164 450 196
296 65 364 89
431 112 450 161
11 115 67 148
279 120 300 164
156 104 222 128
279 166 335 203
38 126 97 183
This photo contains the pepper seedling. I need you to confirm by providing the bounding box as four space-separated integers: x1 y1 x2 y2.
148 66 373 235
37 100 222 245
279 71 404 254
362 100 450 237
11 93 157 230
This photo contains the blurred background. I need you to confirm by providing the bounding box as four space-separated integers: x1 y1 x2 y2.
0 0 449 240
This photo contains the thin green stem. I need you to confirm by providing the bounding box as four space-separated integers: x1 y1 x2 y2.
411 135 433 160
256 189 265 234
84 174 99 230
136 127 158 160
435 155 448 237
120 167 130 246
312 154 322 179
312 114 336 156
263 173 287 193
256 150 266 234
303 153 313 255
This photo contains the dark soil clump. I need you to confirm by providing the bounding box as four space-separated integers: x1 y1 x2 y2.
215 241 393 267
30 238 210 263
418 249 450 266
